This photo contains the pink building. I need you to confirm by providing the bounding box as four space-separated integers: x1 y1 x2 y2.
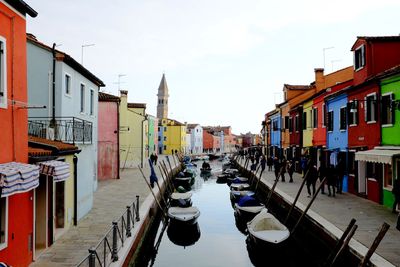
98 92 120 180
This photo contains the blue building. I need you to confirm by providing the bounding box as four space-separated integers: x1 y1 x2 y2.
269 109 281 158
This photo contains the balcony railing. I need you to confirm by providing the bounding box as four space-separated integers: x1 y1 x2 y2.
28 117 93 145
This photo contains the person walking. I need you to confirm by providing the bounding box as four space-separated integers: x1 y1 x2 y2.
336 158 345 194
280 157 287 182
392 179 400 213
267 156 273 171
300 156 308 178
273 157 281 181
306 160 318 197
317 162 327 194
327 164 337 197
260 155 266 174
154 153 158 165
287 160 294 183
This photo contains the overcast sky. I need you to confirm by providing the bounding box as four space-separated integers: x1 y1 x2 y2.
27 0 400 134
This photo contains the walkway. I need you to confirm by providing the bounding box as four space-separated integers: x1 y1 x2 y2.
31 156 177 267
238 158 400 267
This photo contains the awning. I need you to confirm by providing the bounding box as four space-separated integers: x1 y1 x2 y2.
0 162 40 198
355 147 400 165
38 160 70 182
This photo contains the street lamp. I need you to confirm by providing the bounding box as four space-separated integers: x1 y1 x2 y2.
81 43 95 65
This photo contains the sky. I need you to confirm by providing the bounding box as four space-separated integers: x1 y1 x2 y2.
26 0 400 134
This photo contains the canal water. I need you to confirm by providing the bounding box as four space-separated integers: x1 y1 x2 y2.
133 160 324 267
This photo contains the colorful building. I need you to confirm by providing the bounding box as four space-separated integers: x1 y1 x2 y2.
158 118 186 155
147 114 158 157
98 92 120 180
187 124 203 154
0 1 38 265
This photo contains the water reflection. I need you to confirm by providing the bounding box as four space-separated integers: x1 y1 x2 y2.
167 221 201 247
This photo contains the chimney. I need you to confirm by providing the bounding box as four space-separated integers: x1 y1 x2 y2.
314 68 325 92
120 90 128 96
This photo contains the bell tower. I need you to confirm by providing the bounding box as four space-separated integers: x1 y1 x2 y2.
157 73 169 119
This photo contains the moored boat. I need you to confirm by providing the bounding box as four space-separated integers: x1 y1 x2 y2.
247 209 290 247
227 176 248 186
234 195 265 221
230 183 250 191
167 206 200 224
170 192 192 207
230 190 255 203
167 221 201 247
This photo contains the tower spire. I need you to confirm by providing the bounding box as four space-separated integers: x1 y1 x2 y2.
157 73 169 119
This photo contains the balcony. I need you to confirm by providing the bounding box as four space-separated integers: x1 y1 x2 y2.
28 117 92 145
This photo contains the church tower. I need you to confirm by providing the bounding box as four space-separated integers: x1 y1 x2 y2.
157 73 169 119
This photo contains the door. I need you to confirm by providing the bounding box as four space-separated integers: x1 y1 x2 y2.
35 175 47 253
47 176 54 246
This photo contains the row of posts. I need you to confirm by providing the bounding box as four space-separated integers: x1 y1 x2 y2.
87 195 140 267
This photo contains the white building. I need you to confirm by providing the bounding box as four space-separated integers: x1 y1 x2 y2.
187 124 203 154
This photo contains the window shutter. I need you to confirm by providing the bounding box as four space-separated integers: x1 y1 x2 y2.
355 100 359 125
346 102 352 125
364 96 368 122
391 93 395 124
285 116 289 130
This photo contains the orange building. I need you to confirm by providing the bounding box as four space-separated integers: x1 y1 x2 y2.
0 1 38 266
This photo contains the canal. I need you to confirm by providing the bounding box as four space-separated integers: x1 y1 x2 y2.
132 160 332 267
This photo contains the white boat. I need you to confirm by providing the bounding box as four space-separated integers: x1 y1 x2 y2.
247 209 290 246
224 168 239 174
234 195 265 221
230 183 250 191
170 192 192 207
230 190 255 202
167 206 200 224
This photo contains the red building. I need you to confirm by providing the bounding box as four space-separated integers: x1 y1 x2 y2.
0 1 38 266
349 36 400 200
203 130 213 152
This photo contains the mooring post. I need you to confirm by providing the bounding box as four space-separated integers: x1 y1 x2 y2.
136 195 140 221
323 218 357 266
88 247 96 267
290 177 327 235
284 168 310 224
265 175 280 208
358 222 390 267
329 224 358 267
166 156 173 175
112 221 119 261
126 206 132 237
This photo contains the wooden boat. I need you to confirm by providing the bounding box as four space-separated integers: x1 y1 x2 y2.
200 167 212 174
234 195 265 221
223 168 239 175
230 183 250 191
170 192 192 207
247 209 290 246
227 176 248 186
167 206 200 224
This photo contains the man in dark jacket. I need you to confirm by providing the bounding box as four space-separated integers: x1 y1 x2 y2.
306 160 318 197
273 157 281 181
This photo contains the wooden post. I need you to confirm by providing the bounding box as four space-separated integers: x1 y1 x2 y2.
290 177 327 235
358 222 390 267
323 218 357 266
158 165 173 193
265 176 280 208
284 168 309 224
329 224 358 267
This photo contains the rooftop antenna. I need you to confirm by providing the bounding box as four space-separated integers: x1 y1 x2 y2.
114 74 127 91
323 46 334 70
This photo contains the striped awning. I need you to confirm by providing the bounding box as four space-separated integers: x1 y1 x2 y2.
355 147 400 165
0 162 40 198
38 160 70 182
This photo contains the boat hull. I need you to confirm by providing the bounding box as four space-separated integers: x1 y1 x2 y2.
168 207 200 225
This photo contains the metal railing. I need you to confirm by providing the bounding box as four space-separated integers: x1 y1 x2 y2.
28 117 93 145
76 195 141 267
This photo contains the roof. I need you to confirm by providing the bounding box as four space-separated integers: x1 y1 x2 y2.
28 147 52 157
26 34 105 87
187 124 200 129
128 103 146 109
157 73 169 96
283 84 313 90
99 92 120 102
28 136 79 152
351 36 400 50
5 0 37 17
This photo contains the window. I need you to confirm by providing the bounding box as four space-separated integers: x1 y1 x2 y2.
164 127 167 132
0 37 7 108
164 145 167 151
158 127 160 131
322 103 326 127
313 108 318 128
340 106 347 130
381 93 394 125
272 120 278 131
90 89 94 115
302 112 307 130
80 83 85 113
65 74 71 95
365 93 377 123
347 100 359 126
354 45 365 71
295 115 300 132
327 110 334 132
164 136 167 141
0 197 7 248
158 136 161 141
284 116 289 130
288 117 293 133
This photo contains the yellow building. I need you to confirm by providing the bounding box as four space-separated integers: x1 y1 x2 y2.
302 99 314 149
158 118 186 155
119 90 148 168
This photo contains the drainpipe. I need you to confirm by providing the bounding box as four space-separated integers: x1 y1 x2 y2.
73 155 78 226
51 43 56 124
117 100 120 179
141 116 147 168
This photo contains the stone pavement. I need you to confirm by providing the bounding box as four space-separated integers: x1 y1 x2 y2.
31 156 177 267
238 159 400 267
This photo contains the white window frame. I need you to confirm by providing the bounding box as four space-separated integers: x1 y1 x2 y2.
381 92 394 127
0 197 9 250
80 83 86 113
365 92 377 124
354 44 365 71
64 73 72 96
89 88 94 116
348 100 358 127
0 36 7 109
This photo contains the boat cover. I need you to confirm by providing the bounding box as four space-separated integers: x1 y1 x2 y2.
238 195 262 207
